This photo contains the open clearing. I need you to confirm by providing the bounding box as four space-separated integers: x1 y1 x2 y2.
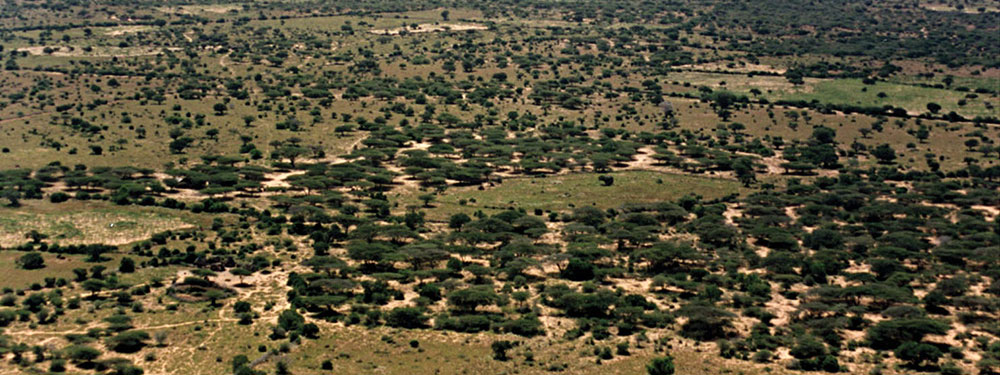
0 200 192 247
16 45 181 57
782 78 999 118
422 171 744 219
370 23 488 35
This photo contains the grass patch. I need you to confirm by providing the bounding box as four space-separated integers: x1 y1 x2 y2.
0 200 193 247
286 325 795 375
0 251 141 289
411 171 744 220
781 78 997 118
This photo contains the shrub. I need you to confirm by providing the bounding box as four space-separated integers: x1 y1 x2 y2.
385 307 428 329
106 331 150 353
752 350 773 363
867 318 949 349
49 192 70 203
502 316 545 337
436 315 493 333
646 355 675 375
16 252 45 270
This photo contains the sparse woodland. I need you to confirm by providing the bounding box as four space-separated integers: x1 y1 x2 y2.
0 1 998 374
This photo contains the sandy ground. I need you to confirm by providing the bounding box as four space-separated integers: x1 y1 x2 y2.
104 26 152 36
675 62 787 74
17 45 181 57
157 5 240 15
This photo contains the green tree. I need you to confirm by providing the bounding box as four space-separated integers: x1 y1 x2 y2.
448 286 500 313
895 341 942 368
926 102 941 114
106 330 150 353
205 290 227 307
733 157 756 187
491 340 515 361
449 213 472 231
25 230 46 243
418 193 436 207
230 268 253 284
2 188 20 207
64 345 101 363
867 318 949 350
872 144 897 164
82 279 105 299
118 257 135 273
965 138 980 151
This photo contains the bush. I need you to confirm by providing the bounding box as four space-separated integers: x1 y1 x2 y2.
436 315 493 333
118 257 135 273
16 252 45 270
385 307 428 329
105 331 150 353
0 309 17 326
646 355 675 375
560 258 595 281
940 362 964 375
234 301 252 313
301 323 320 338
49 192 70 203
502 316 545 337
867 318 949 349
49 358 67 372
277 309 304 333
752 350 773 363
680 315 731 341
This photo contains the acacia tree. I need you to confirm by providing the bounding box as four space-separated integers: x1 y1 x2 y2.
733 157 756 187
64 345 101 364
447 286 499 313
230 268 252 285
894 341 942 368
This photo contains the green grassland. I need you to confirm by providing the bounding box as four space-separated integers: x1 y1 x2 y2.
0 200 194 247
664 71 998 119
399 171 745 221
781 78 998 118
0 251 166 290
